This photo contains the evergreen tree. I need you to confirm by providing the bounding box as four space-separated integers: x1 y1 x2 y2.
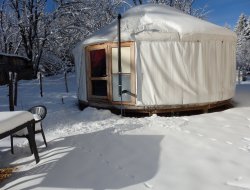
243 17 250 40
234 13 247 36
235 14 250 69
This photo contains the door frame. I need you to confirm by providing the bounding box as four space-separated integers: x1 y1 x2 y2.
85 41 136 105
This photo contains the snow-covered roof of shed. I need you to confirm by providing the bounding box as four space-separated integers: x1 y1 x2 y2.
78 4 236 48
0 52 30 61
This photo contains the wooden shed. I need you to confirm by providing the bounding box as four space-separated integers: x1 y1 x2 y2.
0 53 33 85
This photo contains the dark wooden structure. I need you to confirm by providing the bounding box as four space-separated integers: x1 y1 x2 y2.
0 53 33 85
79 99 233 116
0 117 40 163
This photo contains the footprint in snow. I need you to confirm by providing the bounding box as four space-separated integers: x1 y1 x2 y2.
105 160 110 165
238 147 248 152
144 182 153 189
226 141 233 145
242 137 250 142
197 133 203 137
118 165 123 170
182 117 189 121
130 175 136 180
226 176 250 189
235 176 243 181
209 138 217 142
80 147 87 151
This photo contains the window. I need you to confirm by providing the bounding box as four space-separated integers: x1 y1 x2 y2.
111 46 132 102
91 80 107 96
86 42 135 104
90 49 106 77
86 45 108 99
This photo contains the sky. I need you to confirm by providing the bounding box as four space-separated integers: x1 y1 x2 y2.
193 0 250 28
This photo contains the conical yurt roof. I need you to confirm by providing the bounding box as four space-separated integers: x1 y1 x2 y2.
80 4 236 47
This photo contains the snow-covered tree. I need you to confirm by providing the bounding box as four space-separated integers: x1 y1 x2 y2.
7 0 54 75
0 0 209 76
0 0 21 54
235 14 247 36
235 14 250 68
243 17 250 40
45 0 121 69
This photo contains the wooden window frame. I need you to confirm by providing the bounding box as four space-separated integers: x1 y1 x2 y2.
109 42 136 105
85 42 135 105
86 43 110 101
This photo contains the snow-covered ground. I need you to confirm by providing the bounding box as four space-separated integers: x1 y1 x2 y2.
0 74 250 190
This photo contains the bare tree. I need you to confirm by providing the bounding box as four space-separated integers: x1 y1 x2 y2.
44 0 121 71
0 0 208 77
8 0 53 75
0 0 21 54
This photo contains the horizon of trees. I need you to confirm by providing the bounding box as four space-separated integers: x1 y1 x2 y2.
2 0 245 77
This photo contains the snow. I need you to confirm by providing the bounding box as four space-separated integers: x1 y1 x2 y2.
77 4 236 48
0 111 33 134
1 73 250 190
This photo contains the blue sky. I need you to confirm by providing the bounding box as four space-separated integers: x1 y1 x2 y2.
193 0 250 28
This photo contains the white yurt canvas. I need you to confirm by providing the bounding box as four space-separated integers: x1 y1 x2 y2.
72 4 236 113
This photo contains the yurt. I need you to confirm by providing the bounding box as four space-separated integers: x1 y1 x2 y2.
72 4 237 114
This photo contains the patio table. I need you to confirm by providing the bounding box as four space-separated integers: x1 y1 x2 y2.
0 111 40 163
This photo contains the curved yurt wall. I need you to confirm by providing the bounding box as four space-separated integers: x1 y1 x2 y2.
73 4 237 113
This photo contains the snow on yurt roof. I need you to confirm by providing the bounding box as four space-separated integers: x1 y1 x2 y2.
80 4 236 47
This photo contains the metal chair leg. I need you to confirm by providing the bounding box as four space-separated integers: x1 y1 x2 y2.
27 136 33 154
11 135 14 154
41 127 47 147
27 124 40 163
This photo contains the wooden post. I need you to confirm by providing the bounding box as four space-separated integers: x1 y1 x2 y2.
39 72 43 97
14 72 18 106
238 69 241 84
8 72 14 111
64 71 69 93
203 105 209 113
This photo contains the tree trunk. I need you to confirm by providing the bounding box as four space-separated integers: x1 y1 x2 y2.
14 72 18 106
8 72 14 111
39 72 43 97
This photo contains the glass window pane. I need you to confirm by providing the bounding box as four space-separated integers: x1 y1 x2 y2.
112 74 131 101
112 47 131 74
90 49 106 77
92 80 107 96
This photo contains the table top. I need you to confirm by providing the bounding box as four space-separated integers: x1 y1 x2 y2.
0 111 33 134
